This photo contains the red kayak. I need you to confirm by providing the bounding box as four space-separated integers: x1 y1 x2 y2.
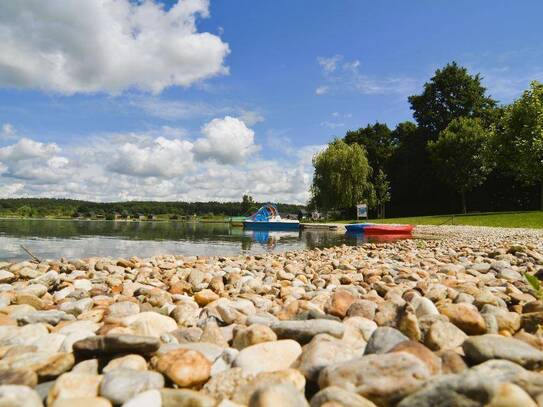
363 224 414 235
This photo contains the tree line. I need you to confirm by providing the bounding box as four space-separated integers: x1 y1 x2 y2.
311 62 543 217
0 197 304 219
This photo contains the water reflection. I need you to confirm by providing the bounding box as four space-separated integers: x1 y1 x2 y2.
0 219 412 261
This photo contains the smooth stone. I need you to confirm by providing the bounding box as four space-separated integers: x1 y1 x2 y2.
439 303 486 335
107 302 140 319
58 298 93 316
121 312 177 338
346 300 377 320
121 389 161 407
155 349 211 388
103 355 148 373
319 352 431 405
424 320 468 351
73 335 160 356
52 397 112 407
487 383 536 407
99 369 164 405
18 310 75 326
270 320 345 344
47 373 102 405
397 360 526 407
232 369 306 405
326 290 357 318
463 334 543 368
232 324 277 350
35 353 74 379
248 383 308 407
72 359 99 375
310 386 377 407
389 341 441 374
0 384 43 407
297 335 363 382
412 297 439 318
160 388 216 407
0 368 37 387
234 340 302 374
364 327 409 354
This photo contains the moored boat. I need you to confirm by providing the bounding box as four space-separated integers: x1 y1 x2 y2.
364 224 414 235
243 204 300 231
345 223 414 235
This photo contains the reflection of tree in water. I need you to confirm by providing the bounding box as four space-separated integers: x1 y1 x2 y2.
302 230 351 249
0 219 234 241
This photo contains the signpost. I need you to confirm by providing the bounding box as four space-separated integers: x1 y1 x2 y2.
356 204 368 220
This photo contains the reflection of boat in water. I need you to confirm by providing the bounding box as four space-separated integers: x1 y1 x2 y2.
345 230 413 244
245 230 300 249
243 204 300 231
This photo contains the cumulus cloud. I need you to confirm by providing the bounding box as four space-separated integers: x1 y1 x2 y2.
0 123 318 203
0 0 229 94
0 138 60 161
193 116 259 164
106 136 194 178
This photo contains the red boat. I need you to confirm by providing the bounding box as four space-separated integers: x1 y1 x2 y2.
363 224 414 235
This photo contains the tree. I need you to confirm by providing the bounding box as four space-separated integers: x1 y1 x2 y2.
409 62 496 140
428 117 493 213
374 169 391 218
241 194 254 214
494 81 543 210
310 139 373 213
344 122 396 174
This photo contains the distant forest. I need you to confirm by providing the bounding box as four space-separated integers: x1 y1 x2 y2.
0 197 305 219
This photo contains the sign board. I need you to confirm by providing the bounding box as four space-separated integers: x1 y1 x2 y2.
356 204 368 219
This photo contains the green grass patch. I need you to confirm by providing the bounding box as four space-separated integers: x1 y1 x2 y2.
336 211 543 229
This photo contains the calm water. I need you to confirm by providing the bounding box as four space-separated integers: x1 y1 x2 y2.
0 219 405 261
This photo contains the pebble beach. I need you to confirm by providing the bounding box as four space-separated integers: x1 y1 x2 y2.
1 225 543 406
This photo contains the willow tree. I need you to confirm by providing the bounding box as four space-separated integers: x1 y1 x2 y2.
310 139 373 213
494 81 543 210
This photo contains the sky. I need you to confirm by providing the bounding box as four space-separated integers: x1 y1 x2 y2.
0 0 542 204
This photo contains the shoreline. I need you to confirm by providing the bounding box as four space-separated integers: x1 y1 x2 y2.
0 225 543 405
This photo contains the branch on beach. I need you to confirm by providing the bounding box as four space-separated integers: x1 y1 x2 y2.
20 245 41 263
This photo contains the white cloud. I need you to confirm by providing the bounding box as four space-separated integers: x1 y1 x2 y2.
0 0 229 94
315 86 329 96
129 95 264 125
0 123 321 203
315 54 418 96
0 138 60 161
317 55 342 73
194 116 259 164
1 123 17 140
106 136 194 178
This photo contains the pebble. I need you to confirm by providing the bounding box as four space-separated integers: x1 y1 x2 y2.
99 369 164 405
0 225 540 406
234 340 302 373
73 335 160 356
121 389 161 407
463 334 543 368
248 383 308 407
47 373 102 405
364 327 409 354
319 352 431 405
270 320 345 344
155 348 211 387
310 386 377 407
0 384 42 407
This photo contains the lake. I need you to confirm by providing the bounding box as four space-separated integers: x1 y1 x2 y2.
0 219 406 261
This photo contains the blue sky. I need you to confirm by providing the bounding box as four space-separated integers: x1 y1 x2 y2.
0 0 542 203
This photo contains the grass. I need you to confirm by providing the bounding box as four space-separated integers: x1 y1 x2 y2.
335 211 543 229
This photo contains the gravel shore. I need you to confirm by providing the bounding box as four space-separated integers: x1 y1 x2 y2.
1 225 543 406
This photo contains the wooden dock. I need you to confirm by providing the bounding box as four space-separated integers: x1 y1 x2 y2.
300 223 345 231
